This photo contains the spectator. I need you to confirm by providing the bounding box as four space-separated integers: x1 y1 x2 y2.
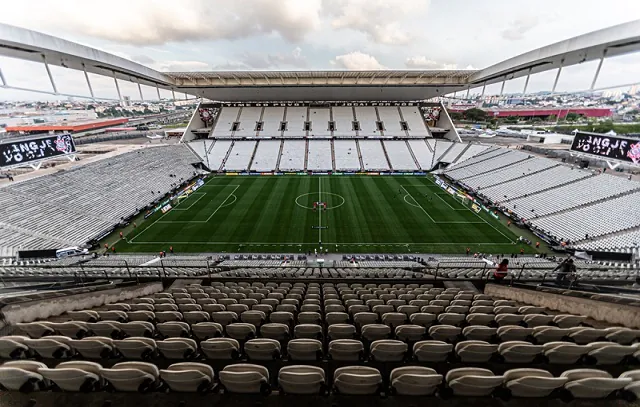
554 258 576 286
494 259 509 282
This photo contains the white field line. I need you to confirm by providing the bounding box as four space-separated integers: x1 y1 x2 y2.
400 185 436 222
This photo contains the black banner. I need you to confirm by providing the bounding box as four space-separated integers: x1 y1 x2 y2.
570 132 640 164
0 134 76 168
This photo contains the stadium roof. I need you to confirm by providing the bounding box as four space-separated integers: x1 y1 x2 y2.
0 20 639 101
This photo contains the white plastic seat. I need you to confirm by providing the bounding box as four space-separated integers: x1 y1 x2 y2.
370 339 407 362
86 322 122 338
446 367 504 397
126 311 155 323
183 311 210 324
503 368 567 398
38 361 102 392
0 336 29 359
329 339 364 361
211 311 238 326
428 325 461 342
498 341 543 363
605 327 640 345
466 313 495 325
23 336 73 359
298 312 321 325
244 338 281 360
156 338 198 359
0 361 48 391
269 311 294 326
585 342 638 365
328 324 355 340
71 337 115 359
191 322 223 340
469 306 495 314
201 338 240 360
438 313 466 326
456 340 498 363
113 337 157 360
390 366 442 396
518 306 545 315
155 311 183 323
16 322 55 338
288 339 323 361
361 324 391 342
261 323 290 341
523 314 554 327
295 324 323 340
413 340 453 362
120 321 155 338
157 322 190 338
543 342 588 364
410 313 437 327
219 364 270 394
353 312 378 327
532 326 572 344
334 366 382 395
278 365 326 395
462 326 497 341
562 369 632 399
226 323 257 341
569 328 608 345
395 324 426 342
495 314 524 326
160 362 215 392
52 322 89 339
66 311 99 322
97 311 128 322
553 314 587 328
496 326 533 342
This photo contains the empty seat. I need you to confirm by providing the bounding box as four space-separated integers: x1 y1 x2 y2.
244 338 281 360
99 361 160 392
226 323 257 341
361 324 391 342
269 311 294 326
156 338 197 359
395 324 426 342
498 341 543 363
38 361 102 392
413 340 452 362
127 311 155 323
429 325 462 342
328 324 356 340
0 336 29 359
370 340 407 362
553 314 587 328
66 311 99 322
295 324 323 340
585 342 638 365
288 339 323 361
523 314 554 327
497 326 533 342
562 369 632 399
201 338 240 360
569 328 608 345
334 366 382 395
495 314 524 326
0 361 48 391
455 340 498 363
219 364 270 394
87 322 122 338
191 322 223 340
23 336 73 359
16 322 55 339
329 339 364 361
466 313 495 325
353 312 378 327
183 311 210 324
260 323 290 341
463 326 497 342
114 337 157 360
503 368 567 398
97 311 127 322
278 365 326 395
390 366 443 396
120 321 154 338
446 367 504 397
211 311 237 326
157 322 190 338
160 362 214 392
71 337 115 359
410 313 437 327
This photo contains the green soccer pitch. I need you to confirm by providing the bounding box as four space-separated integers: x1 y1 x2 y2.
114 175 534 254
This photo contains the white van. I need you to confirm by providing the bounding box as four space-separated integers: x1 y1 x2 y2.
56 246 89 259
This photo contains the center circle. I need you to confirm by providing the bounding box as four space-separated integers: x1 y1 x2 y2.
295 192 346 210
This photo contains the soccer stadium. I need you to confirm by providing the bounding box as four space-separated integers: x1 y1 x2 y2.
1 16 640 407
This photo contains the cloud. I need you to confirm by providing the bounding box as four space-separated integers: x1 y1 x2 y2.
214 47 308 70
131 55 155 64
330 52 386 70
0 0 323 45
501 16 540 41
324 0 429 45
154 60 211 72
404 56 475 70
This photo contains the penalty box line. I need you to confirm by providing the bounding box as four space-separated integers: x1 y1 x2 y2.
156 185 240 224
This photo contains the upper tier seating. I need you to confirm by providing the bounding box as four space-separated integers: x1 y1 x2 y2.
0 146 200 251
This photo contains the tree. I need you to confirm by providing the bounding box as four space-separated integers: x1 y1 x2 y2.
548 114 557 122
565 112 581 122
450 112 463 121
463 108 488 122
504 116 520 124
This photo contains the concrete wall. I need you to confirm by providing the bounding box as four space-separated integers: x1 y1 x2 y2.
1 282 163 325
485 284 640 328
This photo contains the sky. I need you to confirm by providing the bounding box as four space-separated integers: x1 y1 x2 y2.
0 0 639 101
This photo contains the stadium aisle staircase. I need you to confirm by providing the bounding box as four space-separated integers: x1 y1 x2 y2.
275 140 285 171
355 140 365 171
304 139 309 171
246 140 260 172
380 140 393 171
405 140 422 170
219 140 235 171
330 139 336 172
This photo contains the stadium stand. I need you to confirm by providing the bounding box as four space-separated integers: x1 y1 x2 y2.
200 140 232 171
235 107 263 138
359 140 390 171
407 139 435 170
377 107 404 136
309 108 330 136
400 106 428 137
462 157 558 190
333 140 361 171
456 144 491 163
2 280 640 403
432 140 454 164
223 141 256 171
439 142 468 164
307 140 333 171
250 140 281 172
279 140 306 171
284 107 308 136
354 107 379 136
212 107 240 138
383 141 418 171
261 107 285 137
0 146 201 252
332 107 357 137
